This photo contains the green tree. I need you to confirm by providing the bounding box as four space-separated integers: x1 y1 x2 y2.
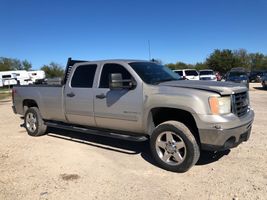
0 57 32 71
249 53 267 70
206 49 241 73
0 57 16 71
21 60 32 71
195 62 207 70
233 49 250 70
41 62 64 78
166 62 191 70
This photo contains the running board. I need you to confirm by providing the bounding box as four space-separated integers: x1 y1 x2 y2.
45 122 148 142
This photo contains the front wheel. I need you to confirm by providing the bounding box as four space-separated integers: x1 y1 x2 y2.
150 121 200 172
24 107 47 136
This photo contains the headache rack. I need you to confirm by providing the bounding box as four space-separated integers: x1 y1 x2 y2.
63 57 89 84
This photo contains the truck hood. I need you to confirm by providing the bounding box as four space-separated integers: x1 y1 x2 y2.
159 80 247 95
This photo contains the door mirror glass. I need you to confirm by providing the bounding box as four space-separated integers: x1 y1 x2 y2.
109 73 134 90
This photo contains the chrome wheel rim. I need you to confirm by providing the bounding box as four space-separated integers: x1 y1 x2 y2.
26 112 37 133
155 131 186 166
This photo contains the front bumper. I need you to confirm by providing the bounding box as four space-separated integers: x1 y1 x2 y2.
196 109 254 151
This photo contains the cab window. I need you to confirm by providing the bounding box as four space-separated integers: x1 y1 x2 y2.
71 64 97 88
99 63 132 88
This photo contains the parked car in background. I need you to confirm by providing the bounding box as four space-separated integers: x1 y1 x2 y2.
261 72 267 89
225 70 249 88
173 69 199 80
199 69 216 81
249 71 267 83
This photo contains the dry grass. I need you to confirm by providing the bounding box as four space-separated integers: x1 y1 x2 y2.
0 93 11 100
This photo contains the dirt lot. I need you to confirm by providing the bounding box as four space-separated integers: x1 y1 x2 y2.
0 83 266 200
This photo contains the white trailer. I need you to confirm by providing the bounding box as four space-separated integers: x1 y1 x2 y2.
0 72 18 87
10 70 33 85
0 77 3 87
28 70 45 83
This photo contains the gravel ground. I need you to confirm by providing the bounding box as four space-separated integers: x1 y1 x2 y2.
0 83 266 200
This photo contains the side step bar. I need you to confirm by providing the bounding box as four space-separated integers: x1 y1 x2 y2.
45 121 148 142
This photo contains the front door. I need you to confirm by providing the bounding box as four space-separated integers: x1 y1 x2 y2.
94 63 143 133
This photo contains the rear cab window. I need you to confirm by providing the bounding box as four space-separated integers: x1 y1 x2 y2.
71 64 97 88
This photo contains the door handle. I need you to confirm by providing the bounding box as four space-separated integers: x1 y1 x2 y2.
66 92 75 97
96 93 106 99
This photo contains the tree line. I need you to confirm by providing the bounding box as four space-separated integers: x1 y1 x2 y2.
166 49 267 73
1 49 267 78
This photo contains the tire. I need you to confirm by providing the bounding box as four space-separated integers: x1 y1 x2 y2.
24 107 47 136
150 120 200 172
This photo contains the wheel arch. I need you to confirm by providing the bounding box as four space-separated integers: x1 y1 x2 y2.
23 99 39 114
146 107 200 144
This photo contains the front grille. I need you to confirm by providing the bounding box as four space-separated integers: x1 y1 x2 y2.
232 92 249 117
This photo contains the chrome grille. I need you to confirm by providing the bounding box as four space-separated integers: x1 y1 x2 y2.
232 92 249 117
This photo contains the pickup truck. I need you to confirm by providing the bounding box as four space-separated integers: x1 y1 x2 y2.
12 58 254 172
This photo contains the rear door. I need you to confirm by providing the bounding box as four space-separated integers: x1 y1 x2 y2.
64 63 98 126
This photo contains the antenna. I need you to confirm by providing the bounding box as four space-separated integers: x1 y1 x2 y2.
148 40 151 60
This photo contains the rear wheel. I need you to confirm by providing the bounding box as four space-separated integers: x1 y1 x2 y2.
24 107 47 136
150 121 200 172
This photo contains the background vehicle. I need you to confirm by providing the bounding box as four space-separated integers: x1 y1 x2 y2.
249 71 267 83
12 58 254 172
261 73 267 89
199 69 216 81
225 70 249 88
173 69 199 80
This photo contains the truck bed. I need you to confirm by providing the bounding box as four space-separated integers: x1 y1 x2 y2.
13 85 66 122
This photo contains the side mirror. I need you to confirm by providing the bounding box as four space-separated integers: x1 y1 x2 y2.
109 73 135 90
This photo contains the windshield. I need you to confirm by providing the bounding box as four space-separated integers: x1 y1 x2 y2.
229 72 247 77
228 72 248 80
185 70 198 76
129 62 181 85
200 70 213 75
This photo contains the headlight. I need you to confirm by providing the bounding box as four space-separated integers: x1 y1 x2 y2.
209 96 231 115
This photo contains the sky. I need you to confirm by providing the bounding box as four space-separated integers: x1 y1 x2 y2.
0 0 267 69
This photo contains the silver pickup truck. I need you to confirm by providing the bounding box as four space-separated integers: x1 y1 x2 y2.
12 58 254 172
